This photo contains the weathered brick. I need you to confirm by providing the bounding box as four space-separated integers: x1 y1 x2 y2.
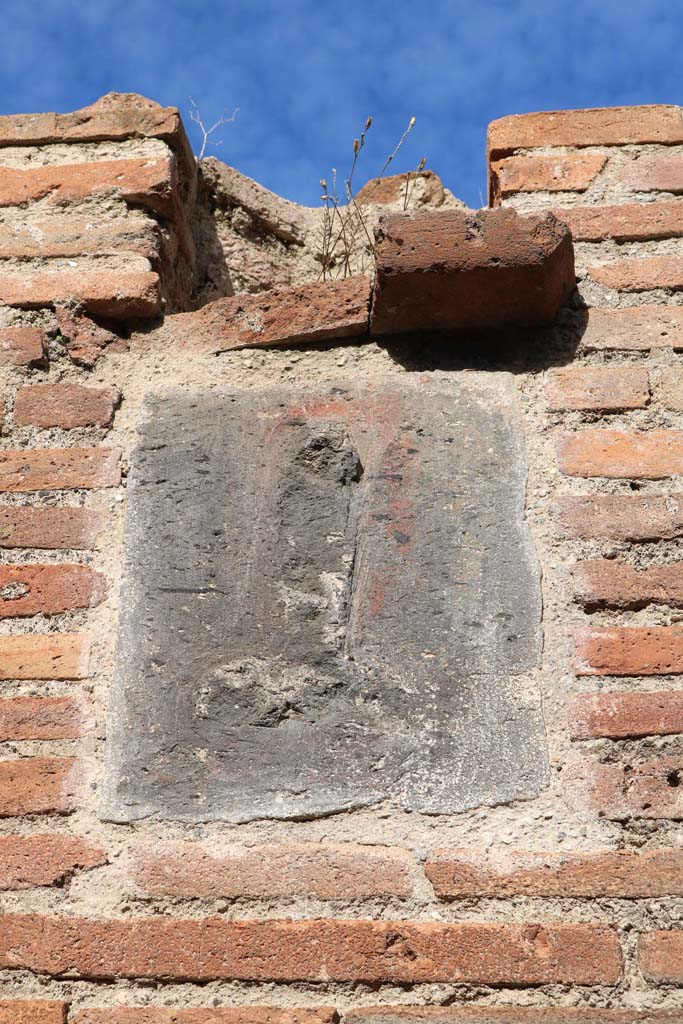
0 696 83 740
659 366 683 410
54 308 124 367
0 915 621 984
132 842 412 900
0 757 79 816
0 447 120 491
565 757 683 819
0 505 103 549
0 563 106 616
0 1001 66 1024
356 169 446 208
73 1010 335 1024
0 633 90 680
0 326 46 366
576 625 683 676
552 201 683 242
14 383 120 429
487 105 683 159
0 267 160 318
622 152 683 193
639 930 683 983
546 367 649 411
0 834 104 889
569 691 683 739
588 256 683 292
490 153 606 201
581 305 683 351
158 276 370 354
0 215 160 260
572 558 683 608
425 847 683 898
347 1011 683 1024
555 494 683 541
558 430 683 479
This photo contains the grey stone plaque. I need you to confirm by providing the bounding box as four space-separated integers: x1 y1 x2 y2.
102 375 547 822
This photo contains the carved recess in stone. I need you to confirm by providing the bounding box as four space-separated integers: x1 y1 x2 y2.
102 377 547 822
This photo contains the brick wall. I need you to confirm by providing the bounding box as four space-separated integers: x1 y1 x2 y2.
1 96 683 1021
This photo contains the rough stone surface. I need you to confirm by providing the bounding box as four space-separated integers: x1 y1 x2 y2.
103 377 546 823
371 208 575 335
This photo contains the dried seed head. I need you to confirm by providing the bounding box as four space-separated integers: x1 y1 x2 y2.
417 156 426 171
365 116 372 130
353 138 359 154
320 178 328 190
409 116 416 127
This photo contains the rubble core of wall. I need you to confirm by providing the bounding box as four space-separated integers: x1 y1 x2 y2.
2 95 683 1022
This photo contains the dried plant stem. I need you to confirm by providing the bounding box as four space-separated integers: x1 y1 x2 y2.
188 97 239 160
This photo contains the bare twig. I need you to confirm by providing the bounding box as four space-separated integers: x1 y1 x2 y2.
188 97 239 160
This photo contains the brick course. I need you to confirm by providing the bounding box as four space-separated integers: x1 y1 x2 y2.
0 563 106 616
566 758 683 819
0 834 104 889
0 1002 66 1024
558 430 683 478
14 384 120 429
569 691 683 739
0 757 79 816
572 558 683 608
546 367 649 411
0 447 120 491
0 696 83 740
0 506 103 549
0 633 90 679
490 152 606 200
576 626 683 675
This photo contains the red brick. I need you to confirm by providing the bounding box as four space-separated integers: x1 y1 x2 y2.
0 327 46 366
0 696 83 740
622 152 683 193
347 1011 683 1024
570 691 683 739
0 757 79 816
565 757 683 819
0 267 160 318
73 1011 335 1024
588 256 683 292
638 930 683 982
554 494 683 541
490 152 606 202
558 430 683 479
14 383 120 429
356 169 446 207
158 276 370 354
487 105 683 159
54 308 124 368
581 305 683 351
371 208 575 335
0 506 103 549
659 366 683 410
0 915 622 985
546 367 649 411
425 847 683 898
552 201 683 242
0 834 104 889
132 842 412 900
0 1001 66 1024
0 215 160 260
0 447 120 491
0 633 90 680
576 625 683 676
572 558 683 608
0 563 106 616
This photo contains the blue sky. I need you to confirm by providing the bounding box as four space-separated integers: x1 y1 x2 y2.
2 0 681 208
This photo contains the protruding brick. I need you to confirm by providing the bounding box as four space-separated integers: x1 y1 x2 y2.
488 105 683 159
622 152 683 193
0 327 46 366
577 625 683 676
569 691 683 739
132 842 412 900
566 757 683 819
581 305 683 351
0 633 90 680
0 696 83 740
552 201 683 242
0 447 120 491
546 367 649 411
572 558 683 608
0 506 103 549
588 257 683 292
0 564 106 616
659 366 683 411
0 268 160 318
14 384 120 429
0 1001 66 1024
0 757 79 816
490 152 606 201
0 834 104 889
0 915 621 984
157 276 370 354
558 430 683 479
639 930 683 983
73 1010 335 1024
426 847 683 898
371 208 575 335
555 494 683 541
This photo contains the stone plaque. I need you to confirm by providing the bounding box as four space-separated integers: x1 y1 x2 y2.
102 375 547 822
